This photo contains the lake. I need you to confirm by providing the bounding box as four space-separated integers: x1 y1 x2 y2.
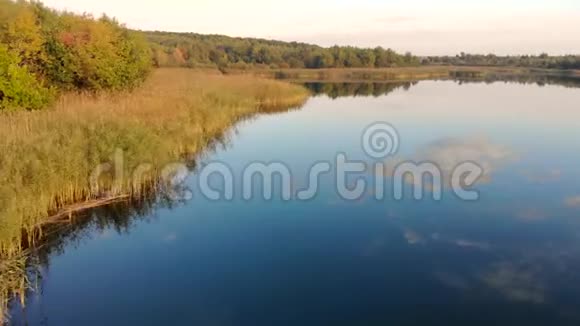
10 79 580 325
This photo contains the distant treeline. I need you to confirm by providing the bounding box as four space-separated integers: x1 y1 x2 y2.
0 0 151 111
424 53 580 70
144 31 421 69
144 32 580 72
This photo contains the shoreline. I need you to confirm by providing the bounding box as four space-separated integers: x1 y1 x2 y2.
3 66 579 247
0 68 309 322
222 65 580 82
4 65 579 249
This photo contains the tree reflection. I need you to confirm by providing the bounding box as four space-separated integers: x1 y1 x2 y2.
303 73 580 100
303 82 417 99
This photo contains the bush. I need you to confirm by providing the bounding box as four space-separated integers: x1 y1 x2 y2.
0 1 152 110
0 45 53 111
38 11 152 91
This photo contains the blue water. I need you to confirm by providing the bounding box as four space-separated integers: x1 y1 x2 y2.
11 80 580 325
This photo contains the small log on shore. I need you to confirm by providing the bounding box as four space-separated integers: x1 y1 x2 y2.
42 195 130 225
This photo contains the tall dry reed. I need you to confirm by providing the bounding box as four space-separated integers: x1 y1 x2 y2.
0 68 308 321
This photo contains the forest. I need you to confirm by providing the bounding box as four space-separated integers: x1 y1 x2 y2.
145 31 421 69
144 32 580 71
425 52 580 70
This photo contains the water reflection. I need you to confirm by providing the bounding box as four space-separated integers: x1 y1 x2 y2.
303 73 580 99
303 81 417 99
383 136 516 189
36 193 159 258
7 76 580 325
449 71 580 89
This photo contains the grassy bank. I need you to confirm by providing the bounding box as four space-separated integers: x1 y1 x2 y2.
223 65 580 82
0 68 308 321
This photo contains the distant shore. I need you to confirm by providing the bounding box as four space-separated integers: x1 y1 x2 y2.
222 66 580 82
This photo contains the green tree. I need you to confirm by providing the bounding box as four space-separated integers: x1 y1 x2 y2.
0 44 53 111
358 49 376 67
2 5 45 71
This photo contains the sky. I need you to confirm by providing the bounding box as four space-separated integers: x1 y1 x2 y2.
40 0 580 55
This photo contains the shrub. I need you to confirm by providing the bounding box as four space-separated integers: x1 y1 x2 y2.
40 12 152 91
0 1 152 110
0 45 53 111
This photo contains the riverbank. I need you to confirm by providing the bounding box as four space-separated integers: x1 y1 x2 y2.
0 68 309 321
222 65 580 82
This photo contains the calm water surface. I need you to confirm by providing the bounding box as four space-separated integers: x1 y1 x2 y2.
11 80 580 325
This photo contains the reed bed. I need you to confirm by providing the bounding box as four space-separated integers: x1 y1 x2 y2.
0 253 28 322
0 68 308 321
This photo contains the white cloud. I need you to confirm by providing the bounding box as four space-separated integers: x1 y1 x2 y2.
383 136 515 189
404 228 425 245
520 169 562 184
482 262 545 304
565 196 580 208
516 208 549 221
163 232 178 242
